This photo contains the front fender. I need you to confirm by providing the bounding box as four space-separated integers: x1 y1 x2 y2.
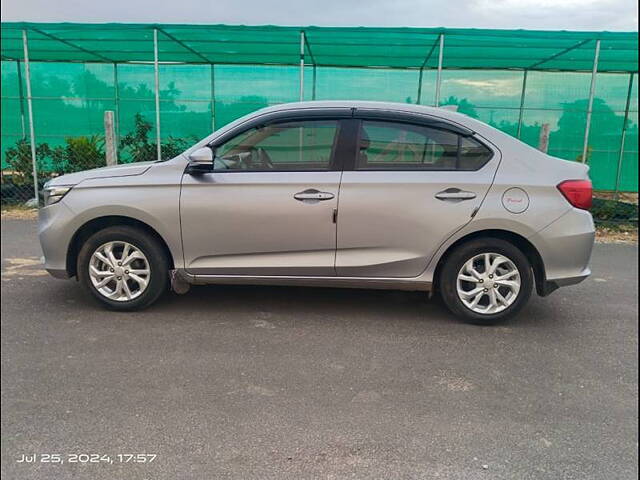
66 203 182 265
40 159 188 277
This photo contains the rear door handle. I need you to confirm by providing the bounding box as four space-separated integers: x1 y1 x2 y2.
435 188 477 201
294 188 335 202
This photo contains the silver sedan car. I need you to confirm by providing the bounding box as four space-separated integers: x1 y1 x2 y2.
39 101 595 324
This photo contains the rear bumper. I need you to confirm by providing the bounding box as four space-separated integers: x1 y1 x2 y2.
529 208 595 296
539 267 591 297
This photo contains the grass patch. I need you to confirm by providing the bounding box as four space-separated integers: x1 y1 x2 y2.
591 198 638 224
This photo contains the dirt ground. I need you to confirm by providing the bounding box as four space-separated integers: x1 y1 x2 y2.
1 207 38 220
593 191 639 204
595 225 639 244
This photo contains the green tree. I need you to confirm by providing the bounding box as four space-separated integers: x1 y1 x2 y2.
51 135 105 173
4 139 53 185
557 98 622 160
120 113 156 163
120 113 194 162
440 96 479 118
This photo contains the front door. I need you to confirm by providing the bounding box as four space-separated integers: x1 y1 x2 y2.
336 116 500 277
181 119 342 276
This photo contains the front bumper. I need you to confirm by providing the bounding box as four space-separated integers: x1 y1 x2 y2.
38 201 76 279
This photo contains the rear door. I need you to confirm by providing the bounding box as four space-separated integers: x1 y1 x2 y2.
336 112 500 277
181 114 349 276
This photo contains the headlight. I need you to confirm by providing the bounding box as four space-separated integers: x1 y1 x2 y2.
42 185 72 206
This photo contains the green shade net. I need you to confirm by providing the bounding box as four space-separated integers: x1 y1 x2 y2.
1 23 638 191
1 23 637 71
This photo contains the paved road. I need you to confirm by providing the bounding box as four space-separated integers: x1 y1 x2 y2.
1 218 638 479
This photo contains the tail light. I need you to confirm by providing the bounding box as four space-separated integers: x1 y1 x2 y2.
557 179 593 210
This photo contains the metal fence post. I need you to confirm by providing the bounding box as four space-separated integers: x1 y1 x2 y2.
210 64 216 132
153 28 162 161
517 70 528 139
312 63 317 101
614 73 634 199
22 29 39 204
581 39 601 163
113 63 120 155
299 31 305 101
417 67 424 105
16 60 26 139
434 33 445 107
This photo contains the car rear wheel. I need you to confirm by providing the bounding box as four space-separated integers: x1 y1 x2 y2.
439 238 533 324
77 226 169 311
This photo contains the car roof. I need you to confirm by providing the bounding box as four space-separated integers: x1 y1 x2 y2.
260 100 451 115
256 100 481 128
190 99 518 155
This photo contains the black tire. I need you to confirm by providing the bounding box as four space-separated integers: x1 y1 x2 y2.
77 225 169 311
439 238 533 325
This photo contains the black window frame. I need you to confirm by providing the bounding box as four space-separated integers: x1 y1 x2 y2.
343 110 495 172
200 107 495 173
206 108 352 173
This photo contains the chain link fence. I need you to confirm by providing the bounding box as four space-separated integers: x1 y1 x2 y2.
1 24 637 228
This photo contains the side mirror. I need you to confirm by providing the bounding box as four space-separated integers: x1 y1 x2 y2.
185 147 214 174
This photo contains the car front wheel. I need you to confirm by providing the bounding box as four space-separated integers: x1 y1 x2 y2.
77 225 169 310
439 238 533 324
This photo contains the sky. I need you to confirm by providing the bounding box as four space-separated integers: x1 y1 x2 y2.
1 0 638 31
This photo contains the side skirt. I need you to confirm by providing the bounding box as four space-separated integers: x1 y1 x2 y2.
172 269 431 292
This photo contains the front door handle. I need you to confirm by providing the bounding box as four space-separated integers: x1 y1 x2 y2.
435 188 477 201
294 188 335 202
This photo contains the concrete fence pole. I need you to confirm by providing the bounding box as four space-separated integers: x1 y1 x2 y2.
104 111 117 166
538 123 550 153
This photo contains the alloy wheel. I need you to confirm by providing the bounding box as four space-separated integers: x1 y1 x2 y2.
456 252 521 315
88 241 151 302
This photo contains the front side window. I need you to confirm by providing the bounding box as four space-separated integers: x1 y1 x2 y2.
213 120 338 171
357 120 492 171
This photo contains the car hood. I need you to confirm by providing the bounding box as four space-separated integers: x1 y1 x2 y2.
45 161 156 187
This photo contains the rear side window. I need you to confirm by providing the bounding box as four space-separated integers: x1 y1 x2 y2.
356 120 492 171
